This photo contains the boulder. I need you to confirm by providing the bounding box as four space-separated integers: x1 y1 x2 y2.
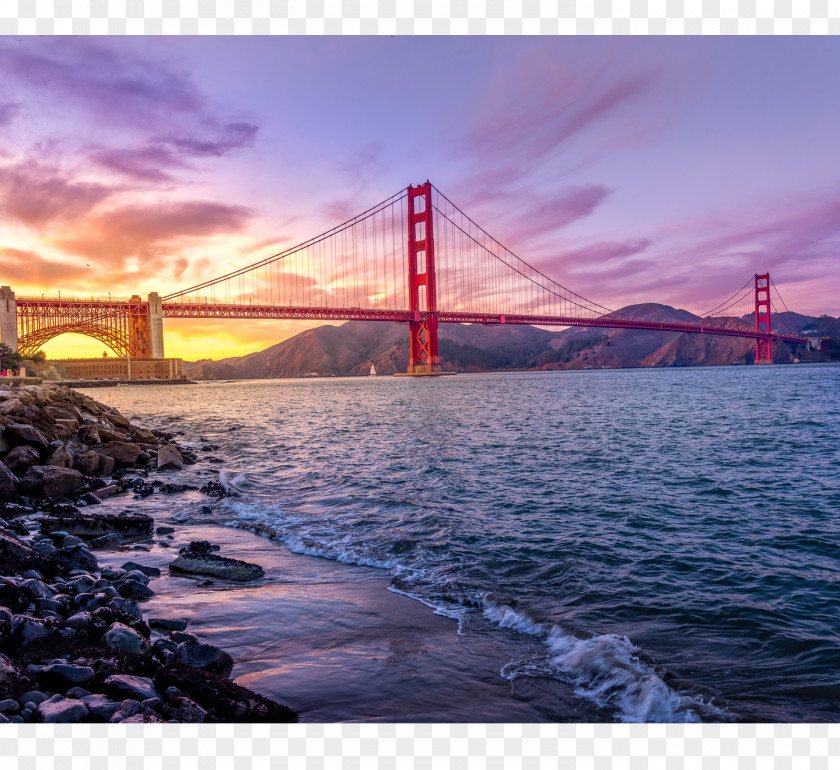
97 442 142 465
6 423 49 451
0 653 26 700
46 445 74 469
103 675 159 702
0 461 18 500
36 663 95 690
120 561 161 578
163 695 209 723
40 512 154 538
95 454 116 476
50 544 99 574
3 445 41 477
169 547 264 582
0 529 50 575
72 451 100 475
156 444 184 471
76 425 101 446
21 466 82 499
89 533 123 550
131 429 158 445
37 698 89 723
174 642 234 678
102 622 146 654
11 615 52 647
115 579 154 600
149 618 187 632
79 694 121 720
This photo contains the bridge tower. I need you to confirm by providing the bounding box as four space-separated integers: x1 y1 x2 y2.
754 273 772 364
0 286 17 352
404 181 442 375
147 292 164 358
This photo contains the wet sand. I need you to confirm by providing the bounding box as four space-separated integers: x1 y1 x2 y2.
126 522 547 722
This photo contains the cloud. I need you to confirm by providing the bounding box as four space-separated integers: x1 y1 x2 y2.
160 121 258 158
0 101 18 127
0 159 114 228
0 39 204 126
90 145 187 182
0 247 87 286
52 200 253 269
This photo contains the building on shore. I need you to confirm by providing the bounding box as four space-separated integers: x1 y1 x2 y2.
57 357 184 380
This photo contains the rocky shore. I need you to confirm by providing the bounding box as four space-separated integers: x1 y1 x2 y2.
0 383 297 723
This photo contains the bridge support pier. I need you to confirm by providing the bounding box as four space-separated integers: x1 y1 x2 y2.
402 181 444 376
754 273 772 364
0 286 17 353
148 292 164 358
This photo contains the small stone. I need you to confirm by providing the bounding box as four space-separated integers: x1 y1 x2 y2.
171 631 198 644
65 687 91 699
102 622 146 654
90 533 124 550
174 642 234 677
0 698 18 713
120 570 151 585
62 535 84 548
149 617 187 632
141 697 162 710
64 611 92 629
37 699 89 723
120 561 161 578
155 527 175 535
119 699 142 717
19 691 47 706
37 663 95 687
103 675 159 702
115 578 154 600
80 694 122 720
108 597 142 620
156 444 184 471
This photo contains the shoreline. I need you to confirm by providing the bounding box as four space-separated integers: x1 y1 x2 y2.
0 382 297 723
0 381 550 723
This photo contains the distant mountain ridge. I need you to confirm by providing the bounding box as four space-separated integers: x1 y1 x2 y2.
182 304 839 380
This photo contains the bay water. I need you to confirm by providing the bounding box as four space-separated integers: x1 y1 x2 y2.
85 363 840 722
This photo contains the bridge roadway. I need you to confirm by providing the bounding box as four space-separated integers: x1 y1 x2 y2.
15 297 807 345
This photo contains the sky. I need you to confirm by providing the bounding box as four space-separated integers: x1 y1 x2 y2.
1 36 838 360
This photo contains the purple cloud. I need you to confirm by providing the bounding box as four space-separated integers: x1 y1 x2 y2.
160 121 258 158
90 145 187 182
0 160 113 228
0 101 19 127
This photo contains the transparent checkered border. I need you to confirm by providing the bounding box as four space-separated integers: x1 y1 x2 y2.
3 723 840 767
0 0 838 34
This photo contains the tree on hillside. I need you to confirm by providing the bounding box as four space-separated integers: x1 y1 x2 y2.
0 344 46 374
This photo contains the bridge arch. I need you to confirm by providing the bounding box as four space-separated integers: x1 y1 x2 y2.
17 325 131 359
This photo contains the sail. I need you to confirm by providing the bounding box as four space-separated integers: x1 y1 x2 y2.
369 364 376 376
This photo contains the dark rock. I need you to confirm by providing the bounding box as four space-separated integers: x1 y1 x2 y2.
97 442 142 465
0 501 33 519
0 698 18 713
103 622 147 654
36 598 65 616
19 690 47 706
156 444 184 471
36 663 95 689
3 445 41 477
62 535 84 548
77 425 101 446
174 642 234 677
149 618 187 632
37 698 89 723
0 461 18 501
0 653 28 700
95 454 115 476
115 579 154 600
65 687 91 699
11 614 53 647
8 519 28 536
0 580 27 612
163 695 209 723
6 423 49 451
79 694 121 720
72 451 100 475
46 445 74 469
51 544 98 574
108 598 142 620
155 526 175 535
169 549 264 582
64 611 93 630
199 481 235 499
90 533 124 551
103 674 159 702
21 466 83 499
122 713 164 723
121 570 151 586
120 561 161 578
0 529 51 575
154 664 297 723
40 512 154 538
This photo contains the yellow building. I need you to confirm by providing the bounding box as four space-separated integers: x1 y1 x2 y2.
57 357 183 381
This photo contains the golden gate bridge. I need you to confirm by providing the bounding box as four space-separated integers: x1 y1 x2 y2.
1 182 812 372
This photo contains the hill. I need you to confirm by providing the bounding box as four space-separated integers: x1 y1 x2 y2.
182 305 838 379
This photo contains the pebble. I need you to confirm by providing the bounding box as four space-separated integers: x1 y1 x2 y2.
0 699 18 713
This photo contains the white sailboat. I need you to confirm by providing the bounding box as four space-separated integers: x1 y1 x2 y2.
369 363 377 376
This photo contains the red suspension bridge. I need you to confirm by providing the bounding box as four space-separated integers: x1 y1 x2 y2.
1 181 812 372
